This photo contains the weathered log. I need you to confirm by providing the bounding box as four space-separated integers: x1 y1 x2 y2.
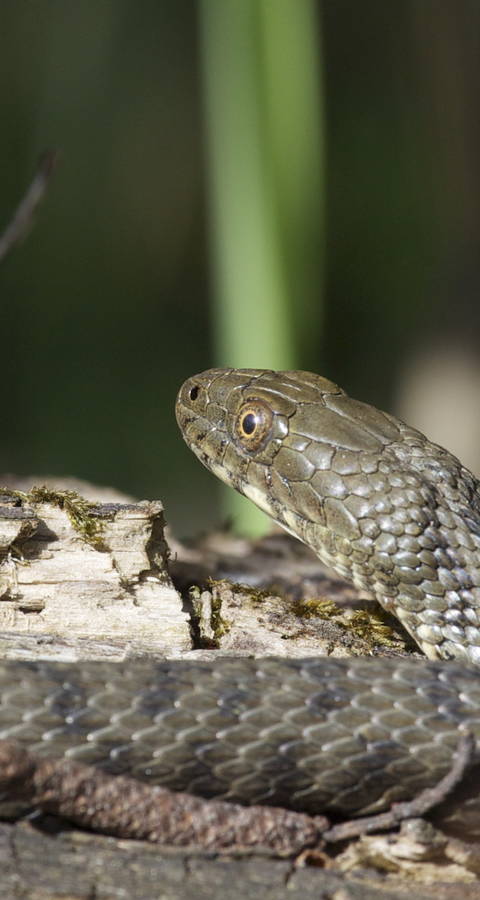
0 486 189 658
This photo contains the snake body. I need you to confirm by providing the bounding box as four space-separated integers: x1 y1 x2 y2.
2 368 480 837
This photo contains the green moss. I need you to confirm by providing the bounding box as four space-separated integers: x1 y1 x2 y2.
346 608 400 648
210 591 231 642
0 486 108 549
292 597 340 619
293 594 401 650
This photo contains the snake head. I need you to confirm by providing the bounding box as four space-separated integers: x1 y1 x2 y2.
175 368 398 529
176 368 480 665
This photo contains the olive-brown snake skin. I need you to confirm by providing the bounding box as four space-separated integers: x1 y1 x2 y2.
2 368 480 838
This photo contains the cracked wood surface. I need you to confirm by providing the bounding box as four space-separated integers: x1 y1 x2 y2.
0 489 190 658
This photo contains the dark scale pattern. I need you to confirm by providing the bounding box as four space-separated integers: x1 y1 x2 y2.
176 369 480 665
1 657 480 831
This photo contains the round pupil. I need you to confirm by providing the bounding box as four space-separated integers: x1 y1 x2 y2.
242 412 257 435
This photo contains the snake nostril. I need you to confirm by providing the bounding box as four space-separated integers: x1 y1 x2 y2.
189 385 200 401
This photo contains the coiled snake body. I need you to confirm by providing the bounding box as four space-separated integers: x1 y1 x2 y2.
2 368 480 837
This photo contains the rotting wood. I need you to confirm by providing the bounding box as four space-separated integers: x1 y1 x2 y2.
0 488 190 657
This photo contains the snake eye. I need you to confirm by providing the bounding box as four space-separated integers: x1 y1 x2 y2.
234 400 273 451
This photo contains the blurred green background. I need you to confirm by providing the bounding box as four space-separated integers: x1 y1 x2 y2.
1 1 480 536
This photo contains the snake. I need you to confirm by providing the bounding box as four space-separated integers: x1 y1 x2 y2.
2 367 480 839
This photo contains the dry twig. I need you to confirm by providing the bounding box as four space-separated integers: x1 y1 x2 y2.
0 739 328 857
0 149 59 263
